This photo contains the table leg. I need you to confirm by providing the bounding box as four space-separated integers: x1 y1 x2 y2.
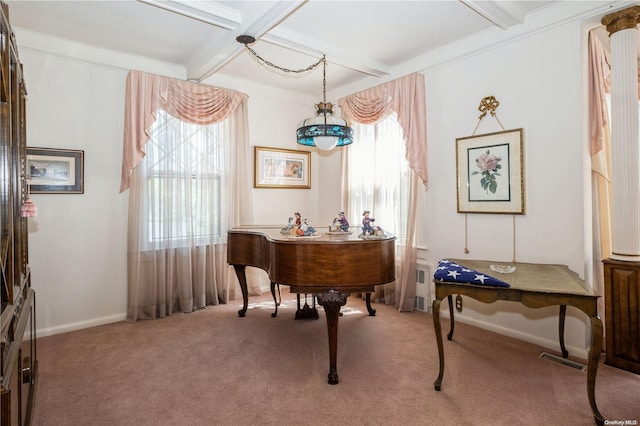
558 305 568 358
316 290 348 385
433 298 444 391
232 265 249 317
587 316 604 426
447 294 455 341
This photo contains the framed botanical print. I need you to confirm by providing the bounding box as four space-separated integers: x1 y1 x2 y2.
456 128 524 214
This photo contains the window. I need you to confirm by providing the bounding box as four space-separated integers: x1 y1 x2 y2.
143 109 225 248
346 114 411 243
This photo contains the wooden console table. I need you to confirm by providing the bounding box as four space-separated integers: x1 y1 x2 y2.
432 259 604 425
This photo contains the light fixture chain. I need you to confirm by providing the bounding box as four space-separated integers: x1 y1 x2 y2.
244 45 324 74
322 55 327 104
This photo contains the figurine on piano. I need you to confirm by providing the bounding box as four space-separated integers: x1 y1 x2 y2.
281 216 296 234
298 218 319 236
362 210 375 235
337 212 349 232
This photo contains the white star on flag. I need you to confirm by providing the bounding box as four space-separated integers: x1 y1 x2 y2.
474 274 487 284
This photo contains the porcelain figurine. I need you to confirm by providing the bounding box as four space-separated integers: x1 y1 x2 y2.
329 217 341 232
337 211 349 232
281 216 296 234
362 210 375 235
299 218 319 236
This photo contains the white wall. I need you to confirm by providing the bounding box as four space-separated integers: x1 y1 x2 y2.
423 20 591 356
22 49 130 335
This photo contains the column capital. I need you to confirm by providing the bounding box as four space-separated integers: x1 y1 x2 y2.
602 5 640 36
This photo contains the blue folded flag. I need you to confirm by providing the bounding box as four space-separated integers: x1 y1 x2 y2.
433 259 511 288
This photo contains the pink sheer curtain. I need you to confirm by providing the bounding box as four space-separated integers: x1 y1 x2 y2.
338 73 427 311
120 70 247 193
120 70 254 321
338 73 428 188
589 31 612 343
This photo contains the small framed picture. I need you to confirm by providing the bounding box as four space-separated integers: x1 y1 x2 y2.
26 147 84 194
456 128 524 214
254 146 311 189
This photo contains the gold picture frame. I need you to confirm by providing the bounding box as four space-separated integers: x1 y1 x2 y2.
456 128 524 214
254 146 311 189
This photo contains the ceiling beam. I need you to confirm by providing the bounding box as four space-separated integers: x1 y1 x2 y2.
184 0 308 81
460 0 525 29
262 27 391 78
136 0 242 30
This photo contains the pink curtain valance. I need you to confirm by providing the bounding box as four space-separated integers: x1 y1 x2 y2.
119 70 248 192
338 73 428 187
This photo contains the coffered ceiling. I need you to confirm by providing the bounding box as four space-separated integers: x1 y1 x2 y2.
4 1 624 96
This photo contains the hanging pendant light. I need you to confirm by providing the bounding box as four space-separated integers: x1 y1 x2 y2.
296 57 352 151
237 36 352 151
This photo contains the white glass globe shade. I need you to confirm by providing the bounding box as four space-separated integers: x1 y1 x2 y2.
314 136 339 151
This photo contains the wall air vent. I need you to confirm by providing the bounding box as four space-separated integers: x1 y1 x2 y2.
415 261 430 312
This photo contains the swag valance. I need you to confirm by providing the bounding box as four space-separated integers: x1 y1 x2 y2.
119 70 248 192
338 73 428 187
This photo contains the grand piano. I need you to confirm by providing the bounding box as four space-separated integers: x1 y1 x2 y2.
227 226 396 384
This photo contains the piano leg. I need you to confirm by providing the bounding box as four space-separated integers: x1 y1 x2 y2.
365 292 376 316
232 265 249 317
270 282 280 318
316 290 348 385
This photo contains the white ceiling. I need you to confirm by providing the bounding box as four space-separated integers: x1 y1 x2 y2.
5 0 604 97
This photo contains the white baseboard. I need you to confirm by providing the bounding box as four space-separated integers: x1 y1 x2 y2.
36 314 127 338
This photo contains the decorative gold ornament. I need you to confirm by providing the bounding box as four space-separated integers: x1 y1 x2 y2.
478 96 500 119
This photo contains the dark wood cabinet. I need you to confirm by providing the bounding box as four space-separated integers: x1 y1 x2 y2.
1 1 37 424
603 258 640 374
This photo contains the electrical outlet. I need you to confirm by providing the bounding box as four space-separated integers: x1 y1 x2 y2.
455 295 463 312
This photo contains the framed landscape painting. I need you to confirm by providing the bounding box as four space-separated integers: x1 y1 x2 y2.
26 147 84 194
456 128 524 214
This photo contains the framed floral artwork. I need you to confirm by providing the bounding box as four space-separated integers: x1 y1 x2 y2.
456 128 524 214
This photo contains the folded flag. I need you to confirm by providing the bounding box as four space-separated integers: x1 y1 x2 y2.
433 259 511 288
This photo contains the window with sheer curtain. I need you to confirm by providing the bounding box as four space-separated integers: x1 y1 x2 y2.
346 115 411 243
344 114 417 307
127 109 239 320
122 70 255 322
338 73 426 311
